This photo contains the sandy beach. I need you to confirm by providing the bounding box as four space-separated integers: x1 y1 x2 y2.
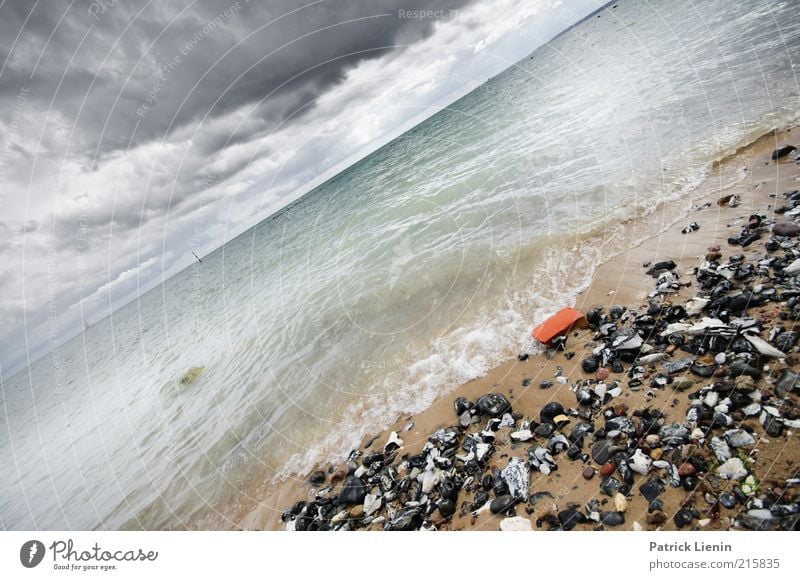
236 127 800 531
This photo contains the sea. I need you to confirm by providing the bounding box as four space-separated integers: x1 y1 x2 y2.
2 0 799 529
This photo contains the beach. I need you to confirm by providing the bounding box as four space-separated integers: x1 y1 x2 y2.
241 127 800 531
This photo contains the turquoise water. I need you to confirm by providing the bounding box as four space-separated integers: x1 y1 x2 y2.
2 0 799 529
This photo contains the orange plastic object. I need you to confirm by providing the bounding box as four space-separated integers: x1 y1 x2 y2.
531 307 584 344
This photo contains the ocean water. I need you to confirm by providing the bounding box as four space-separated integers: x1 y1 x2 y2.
2 0 800 530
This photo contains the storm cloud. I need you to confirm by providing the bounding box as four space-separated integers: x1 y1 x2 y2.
0 0 600 375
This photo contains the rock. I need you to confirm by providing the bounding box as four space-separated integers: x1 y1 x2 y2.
645 434 661 448
718 492 737 509
499 516 533 531
650 448 663 460
386 507 420 531
659 423 690 446
501 457 530 500
539 401 565 424
628 449 652 475
437 499 456 519
691 355 717 377
772 221 800 237
596 367 611 381
454 396 473 416
350 505 365 519
725 428 755 448
490 495 517 515
558 508 586 530
476 393 512 417
592 440 620 465
338 476 366 504
582 466 595 480
614 493 628 513
510 429 534 442
717 457 748 481
647 510 667 525
776 368 799 397
728 360 760 379
582 357 600 373
771 145 797 160
600 477 624 497
599 462 615 477
672 377 694 392
384 431 403 453
677 463 696 477
600 511 625 527
307 470 326 486
363 493 381 516
674 508 694 528
763 415 784 437
640 476 666 502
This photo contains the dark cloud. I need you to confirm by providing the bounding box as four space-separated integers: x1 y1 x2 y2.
0 0 475 158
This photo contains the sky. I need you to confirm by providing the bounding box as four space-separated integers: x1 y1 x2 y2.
0 0 603 376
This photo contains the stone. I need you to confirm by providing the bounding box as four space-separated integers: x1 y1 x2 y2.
539 401 565 424
596 367 611 381
647 510 667 525
437 499 456 518
600 511 625 527
650 448 663 460
672 377 694 392
475 393 512 418
386 507 420 531
628 449 652 475
639 476 666 502
725 428 755 448
599 462 616 477
614 493 628 513
674 508 694 528
582 356 600 373
490 495 516 515
363 493 381 516
307 470 326 485
771 145 797 160
499 516 533 531
775 368 799 397
718 492 737 509
717 457 748 481
592 440 620 465
454 396 473 416
338 476 366 505
501 457 530 500
582 466 595 480
677 463 696 477
558 508 586 530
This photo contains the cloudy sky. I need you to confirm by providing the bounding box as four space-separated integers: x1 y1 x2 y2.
0 0 601 375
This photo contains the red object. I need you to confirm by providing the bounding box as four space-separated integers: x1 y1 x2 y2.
531 307 584 344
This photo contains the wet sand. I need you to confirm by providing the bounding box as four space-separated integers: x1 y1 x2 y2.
238 127 800 531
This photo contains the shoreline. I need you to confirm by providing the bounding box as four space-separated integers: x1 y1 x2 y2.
237 126 800 531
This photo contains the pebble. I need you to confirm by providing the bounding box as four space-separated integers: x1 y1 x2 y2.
596 367 611 381
599 462 616 477
677 463 696 477
490 495 516 515
475 393 512 418
614 493 628 513
600 511 625 526
499 516 533 531
717 457 748 481
582 466 595 480
647 510 667 525
674 508 694 528
338 476 366 505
